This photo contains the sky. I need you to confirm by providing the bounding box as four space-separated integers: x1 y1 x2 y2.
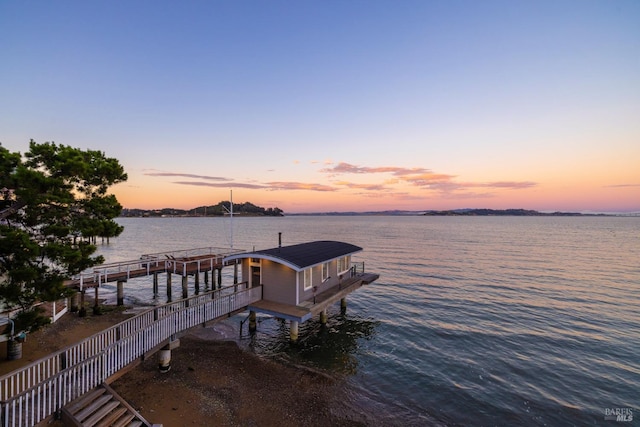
1 1 639 214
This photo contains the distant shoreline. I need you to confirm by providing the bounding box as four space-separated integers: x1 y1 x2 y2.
119 207 638 218
288 208 620 216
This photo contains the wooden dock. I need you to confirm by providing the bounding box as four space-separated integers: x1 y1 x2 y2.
0 244 379 426
66 247 245 290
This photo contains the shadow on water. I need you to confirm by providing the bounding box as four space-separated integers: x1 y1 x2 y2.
241 309 380 375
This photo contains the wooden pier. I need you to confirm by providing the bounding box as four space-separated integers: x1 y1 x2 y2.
63 247 246 316
0 243 379 426
66 247 244 290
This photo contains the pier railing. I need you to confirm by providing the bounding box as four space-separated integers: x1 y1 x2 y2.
0 284 262 427
350 261 366 275
71 247 245 290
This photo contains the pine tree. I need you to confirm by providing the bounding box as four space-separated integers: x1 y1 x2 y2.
0 140 127 333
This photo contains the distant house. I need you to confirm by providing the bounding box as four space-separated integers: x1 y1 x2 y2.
224 240 379 340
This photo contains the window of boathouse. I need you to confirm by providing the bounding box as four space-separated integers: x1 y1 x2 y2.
337 256 349 274
322 262 330 282
303 268 312 290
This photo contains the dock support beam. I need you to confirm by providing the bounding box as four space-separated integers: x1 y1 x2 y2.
166 272 172 302
217 268 222 289
70 292 79 313
194 273 200 295
117 281 125 306
289 320 299 342
78 290 86 317
93 286 101 315
320 309 328 324
158 340 180 373
182 276 189 299
234 264 238 284
249 311 257 333
153 273 159 296
341 297 347 314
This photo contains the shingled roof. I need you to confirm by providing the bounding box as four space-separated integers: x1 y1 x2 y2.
225 240 362 271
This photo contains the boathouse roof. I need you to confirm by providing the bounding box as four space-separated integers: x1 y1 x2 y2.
224 240 362 272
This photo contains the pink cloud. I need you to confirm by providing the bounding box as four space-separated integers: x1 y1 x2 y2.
321 162 430 176
266 182 336 192
334 181 389 191
144 171 230 181
173 181 265 189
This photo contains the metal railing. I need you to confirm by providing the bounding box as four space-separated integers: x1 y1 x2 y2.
350 261 366 275
0 284 262 427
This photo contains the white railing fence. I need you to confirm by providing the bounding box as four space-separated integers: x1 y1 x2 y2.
74 247 245 290
0 284 262 427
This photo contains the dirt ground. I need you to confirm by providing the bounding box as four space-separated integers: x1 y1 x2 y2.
0 306 366 427
111 335 363 427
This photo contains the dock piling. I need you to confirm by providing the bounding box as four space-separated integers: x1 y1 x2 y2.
69 292 79 313
320 309 328 324
93 286 101 315
289 320 299 342
249 311 257 333
182 276 189 299
166 272 172 302
78 290 86 317
153 273 159 296
117 281 124 306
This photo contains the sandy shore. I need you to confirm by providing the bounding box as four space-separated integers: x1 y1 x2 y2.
0 306 367 427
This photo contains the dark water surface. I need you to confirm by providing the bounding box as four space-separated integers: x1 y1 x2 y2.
97 216 639 426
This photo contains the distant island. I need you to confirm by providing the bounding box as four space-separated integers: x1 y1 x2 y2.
289 208 608 216
121 201 284 217
422 208 600 216
121 204 620 218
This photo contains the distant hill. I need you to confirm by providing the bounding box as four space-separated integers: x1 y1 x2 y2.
422 208 607 216
290 208 609 216
121 205 615 218
121 201 284 217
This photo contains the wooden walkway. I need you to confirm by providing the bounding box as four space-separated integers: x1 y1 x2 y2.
66 247 244 290
0 284 263 427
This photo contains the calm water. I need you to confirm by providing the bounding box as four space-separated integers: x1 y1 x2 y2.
96 216 639 426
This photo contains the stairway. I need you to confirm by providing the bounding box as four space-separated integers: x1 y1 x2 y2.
60 383 155 427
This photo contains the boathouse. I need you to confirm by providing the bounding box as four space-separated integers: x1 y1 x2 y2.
224 240 379 340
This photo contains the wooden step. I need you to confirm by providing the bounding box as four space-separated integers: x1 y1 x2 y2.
83 400 120 427
65 388 107 415
94 407 128 427
75 395 113 422
111 412 135 427
61 384 154 427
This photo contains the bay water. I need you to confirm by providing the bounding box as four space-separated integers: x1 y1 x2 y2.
95 216 639 426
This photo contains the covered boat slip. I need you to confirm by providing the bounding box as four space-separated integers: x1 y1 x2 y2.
248 271 380 323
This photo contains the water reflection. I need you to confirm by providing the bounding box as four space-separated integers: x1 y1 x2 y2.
242 310 379 375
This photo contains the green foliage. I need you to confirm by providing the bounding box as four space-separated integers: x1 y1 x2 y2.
0 140 127 331
13 307 51 334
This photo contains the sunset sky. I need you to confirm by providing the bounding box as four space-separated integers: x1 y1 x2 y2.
1 1 639 213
